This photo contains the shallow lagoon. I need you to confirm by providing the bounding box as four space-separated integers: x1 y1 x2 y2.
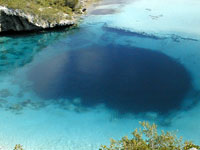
0 0 200 149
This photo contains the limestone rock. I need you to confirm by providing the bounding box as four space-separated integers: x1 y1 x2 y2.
0 6 75 33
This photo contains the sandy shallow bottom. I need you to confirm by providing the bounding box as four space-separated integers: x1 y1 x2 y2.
0 0 200 149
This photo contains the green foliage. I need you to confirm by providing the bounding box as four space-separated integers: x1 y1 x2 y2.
0 0 80 22
184 141 200 150
13 144 24 150
100 121 199 150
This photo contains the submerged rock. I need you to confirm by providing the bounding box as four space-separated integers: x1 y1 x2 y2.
0 89 12 98
0 6 75 33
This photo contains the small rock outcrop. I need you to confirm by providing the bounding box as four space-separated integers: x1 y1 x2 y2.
0 6 75 33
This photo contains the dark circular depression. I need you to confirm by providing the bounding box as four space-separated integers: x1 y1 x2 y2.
28 44 192 114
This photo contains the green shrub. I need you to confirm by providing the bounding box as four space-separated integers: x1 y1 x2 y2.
13 144 24 150
0 0 81 22
100 121 200 150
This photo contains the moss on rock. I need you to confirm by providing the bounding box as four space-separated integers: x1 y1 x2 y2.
0 0 79 22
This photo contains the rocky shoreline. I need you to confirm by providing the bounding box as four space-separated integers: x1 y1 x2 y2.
0 0 90 33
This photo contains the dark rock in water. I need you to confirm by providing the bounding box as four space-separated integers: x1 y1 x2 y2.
28 44 191 114
82 8 87 12
90 9 118 15
93 0 130 6
102 25 166 40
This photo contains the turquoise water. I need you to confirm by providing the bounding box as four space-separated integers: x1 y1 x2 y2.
1 0 200 149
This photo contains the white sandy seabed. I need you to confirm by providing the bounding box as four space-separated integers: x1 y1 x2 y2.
0 0 200 149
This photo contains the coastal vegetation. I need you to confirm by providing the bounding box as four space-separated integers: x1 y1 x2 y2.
0 0 80 22
13 144 24 150
11 121 199 150
100 121 200 150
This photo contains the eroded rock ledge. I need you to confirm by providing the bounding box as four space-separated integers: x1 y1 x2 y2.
0 6 76 33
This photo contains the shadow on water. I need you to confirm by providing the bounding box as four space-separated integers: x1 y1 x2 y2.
28 44 192 115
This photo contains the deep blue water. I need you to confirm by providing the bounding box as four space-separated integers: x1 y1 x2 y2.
28 43 191 114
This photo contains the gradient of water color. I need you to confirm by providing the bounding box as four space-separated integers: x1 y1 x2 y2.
0 0 200 149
